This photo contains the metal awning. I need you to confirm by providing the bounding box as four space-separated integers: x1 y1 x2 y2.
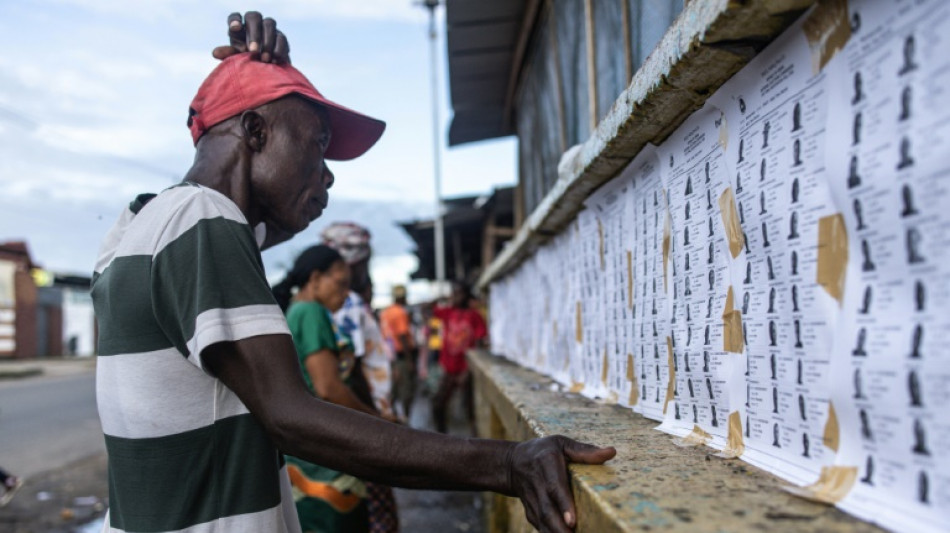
445 0 538 146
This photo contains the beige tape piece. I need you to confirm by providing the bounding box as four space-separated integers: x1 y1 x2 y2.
816 213 849 305
626 250 634 309
598 219 605 270
569 382 585 393
718 112 729 150
715 411 746 459
663 336 675 414
601 348 609 385
721 286 744 354
575 301 583 343
718 188 744 259
823 402 840 452
627 353 639 406
673 425 713 448
803 0 851 74
783 466 858 504
662 191 671 291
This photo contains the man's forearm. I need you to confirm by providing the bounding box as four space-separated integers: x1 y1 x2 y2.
274 394 515 493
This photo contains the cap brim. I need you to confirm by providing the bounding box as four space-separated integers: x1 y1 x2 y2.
310 98 386 161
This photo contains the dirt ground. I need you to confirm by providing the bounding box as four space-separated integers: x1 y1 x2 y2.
0 452 108 533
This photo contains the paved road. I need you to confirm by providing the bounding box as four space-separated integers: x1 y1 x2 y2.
0 370 103 479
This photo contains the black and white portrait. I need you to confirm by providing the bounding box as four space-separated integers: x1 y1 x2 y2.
852 112 862 145
711 405 718 427
854 197 867 230
848 154 861 189
798 394 807 421
759 190 767 214
909 324 922 359
792 138 802 166
739 97 747 114
768 320 777 347
899 85 912 121
738 138 745 163
772 422 781 448
705 161 710 182
692 404 698 423
744 261 752 285
767 256 775 280
762 121 770 148
685 176 693 196
760 157 767 181
861 239 875 272
768 287 776 314
708 216 714 237
788 211 800 240
791 177 800 204
770 353 777 380
854 368 864 399
852 71 863 104
685 200 691 220
791 284 800 313
909 370 922 407
762 221 770 248
742 291 751 315
802 432 810 458
915 280 925 312
912 418 929 455
919 471 929 505
901 184 918 217
794 320 803 348
898 34 918 76
860 455 873 485
772 386 779 413
906 227 925 264
860 408 872 441
859 285 872 314
706 377 714 400
703 351 710 373
792 101 802 131
790 250 798 276
897 136 915 169
797 359 803 385
853 327 868 356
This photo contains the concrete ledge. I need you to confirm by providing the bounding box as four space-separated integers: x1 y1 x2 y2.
0 365 43 380
478 0 814 289
469 349 883 532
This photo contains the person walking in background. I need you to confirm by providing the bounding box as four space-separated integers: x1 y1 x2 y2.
320 222 399 533
273 244 386 532
432 282 487 434
381 285 416 419
0 467 22 507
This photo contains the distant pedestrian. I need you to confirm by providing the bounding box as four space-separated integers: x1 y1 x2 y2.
431 282 486 434
0 467 22 507
381 285 416 419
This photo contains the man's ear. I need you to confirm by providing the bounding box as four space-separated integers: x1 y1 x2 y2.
240 110 267 152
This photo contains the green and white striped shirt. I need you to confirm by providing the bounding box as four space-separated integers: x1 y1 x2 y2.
92 183 300 533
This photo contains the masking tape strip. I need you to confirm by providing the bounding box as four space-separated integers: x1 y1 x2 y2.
601 348 609 385
673 424 713 448
569 382 585 393
718 187 744 259
627 353 639 406
715 411 745 459
718 113 728 150
823 402 840 452
816 213 848 305
803 0 851 74
722 286 744 354
783 466 858 504
663 336 675 414
575 301 583 343
662 191 671 291
627 250 634 309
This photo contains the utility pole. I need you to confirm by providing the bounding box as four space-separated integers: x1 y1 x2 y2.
421 0 446 286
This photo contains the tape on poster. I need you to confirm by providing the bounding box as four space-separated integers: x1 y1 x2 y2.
627 353 639 406
626 250 634 309
601 348 609 385
663 336 675 414
717 112 729 150
673 425 712 448
823 402 840 452
718 188 744 258
803 0 852 74
575 301 583 343
816 213 848 305
569 382 585 393
715 411 745 459
783 466 858 504
662 194 672 291
721 286 744 354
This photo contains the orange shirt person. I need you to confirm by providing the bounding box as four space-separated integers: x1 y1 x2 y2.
381 285 416 418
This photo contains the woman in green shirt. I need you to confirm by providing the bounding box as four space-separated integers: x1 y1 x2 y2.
272 244 381 533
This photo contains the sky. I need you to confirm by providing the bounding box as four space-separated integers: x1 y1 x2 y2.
0 0 517 303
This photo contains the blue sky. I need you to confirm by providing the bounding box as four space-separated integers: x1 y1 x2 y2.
0 0 516 298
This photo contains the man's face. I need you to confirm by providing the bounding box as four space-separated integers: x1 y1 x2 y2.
251 97 334 236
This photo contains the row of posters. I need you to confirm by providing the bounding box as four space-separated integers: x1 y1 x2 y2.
488 1 947 531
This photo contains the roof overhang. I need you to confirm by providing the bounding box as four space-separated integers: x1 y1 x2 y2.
445 0 540 146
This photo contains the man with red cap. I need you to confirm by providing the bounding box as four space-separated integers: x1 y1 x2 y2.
91 12 613 533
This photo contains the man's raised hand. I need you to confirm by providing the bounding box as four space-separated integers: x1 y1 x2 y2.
213 11 290 64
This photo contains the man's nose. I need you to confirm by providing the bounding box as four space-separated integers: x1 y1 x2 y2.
323 166 335 189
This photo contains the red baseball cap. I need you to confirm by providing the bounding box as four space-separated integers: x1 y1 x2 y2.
188 53 385 161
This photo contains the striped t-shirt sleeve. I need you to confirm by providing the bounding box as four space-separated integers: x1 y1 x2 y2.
150 192 289 370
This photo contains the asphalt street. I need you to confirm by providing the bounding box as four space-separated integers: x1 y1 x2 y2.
0 369 103 479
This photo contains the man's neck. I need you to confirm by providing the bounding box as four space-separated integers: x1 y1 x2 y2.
182 136 258 225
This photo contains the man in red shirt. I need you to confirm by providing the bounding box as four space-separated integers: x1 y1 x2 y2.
432 282 487 434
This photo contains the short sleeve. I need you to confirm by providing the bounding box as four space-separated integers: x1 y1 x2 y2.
287 303 339 361
150 190 290 370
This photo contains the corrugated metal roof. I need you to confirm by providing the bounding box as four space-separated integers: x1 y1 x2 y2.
445 0 532 146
